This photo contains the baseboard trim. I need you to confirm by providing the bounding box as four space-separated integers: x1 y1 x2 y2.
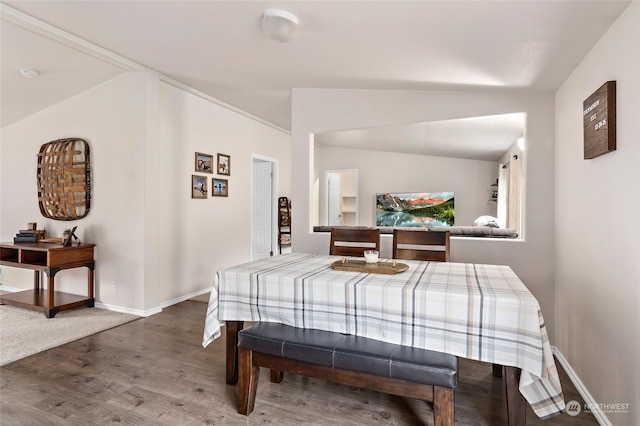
86 288 209 317
157 288 210 309
552 346 611 426
93 302 153 317
1 285 211 317
0 284 25 293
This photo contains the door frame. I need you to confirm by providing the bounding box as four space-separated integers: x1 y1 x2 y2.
251 154 279 259
324 169 359 226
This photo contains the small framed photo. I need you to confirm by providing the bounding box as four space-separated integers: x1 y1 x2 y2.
212 178 228 197
217 153 231 176
192 175 208 199
195 152 213 173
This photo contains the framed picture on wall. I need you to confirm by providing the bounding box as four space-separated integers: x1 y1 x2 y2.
212 178 228 197
195 152 213 173
217 153 231 176
192 175 208 199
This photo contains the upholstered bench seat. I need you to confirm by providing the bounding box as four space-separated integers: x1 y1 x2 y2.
237 322 458 425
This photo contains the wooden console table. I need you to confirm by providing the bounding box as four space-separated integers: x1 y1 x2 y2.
0 242 95 318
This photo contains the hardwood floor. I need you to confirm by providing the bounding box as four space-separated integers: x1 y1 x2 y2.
0 301 599 425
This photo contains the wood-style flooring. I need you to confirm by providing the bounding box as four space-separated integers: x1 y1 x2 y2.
0 301 599 425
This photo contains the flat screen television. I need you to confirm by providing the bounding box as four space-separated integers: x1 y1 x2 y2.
376 192 454 227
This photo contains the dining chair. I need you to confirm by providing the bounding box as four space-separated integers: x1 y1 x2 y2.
392 229 450 261
329 227 380 257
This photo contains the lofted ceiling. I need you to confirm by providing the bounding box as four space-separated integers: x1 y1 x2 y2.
315 113 526 161
0 1 631 158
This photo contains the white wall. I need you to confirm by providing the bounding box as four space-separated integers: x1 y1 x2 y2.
1 72 148 310
0 71 291 314
155 81 291 307
315 144 498 227
291 88 558 339
555 3 639 425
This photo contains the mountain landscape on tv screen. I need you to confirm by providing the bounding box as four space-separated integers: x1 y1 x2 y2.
376 192 455 227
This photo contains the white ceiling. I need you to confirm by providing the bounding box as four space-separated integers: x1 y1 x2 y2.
0 1 631 158
0 18 128 128
315 113 525 161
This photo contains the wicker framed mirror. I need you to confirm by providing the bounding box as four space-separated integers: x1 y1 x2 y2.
37 138 91 220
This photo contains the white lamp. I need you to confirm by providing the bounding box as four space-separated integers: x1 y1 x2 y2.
261 9 299 42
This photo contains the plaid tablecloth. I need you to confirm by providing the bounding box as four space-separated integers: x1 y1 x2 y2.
203 253 565 418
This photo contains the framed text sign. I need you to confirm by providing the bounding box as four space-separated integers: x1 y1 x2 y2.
583 81 616 159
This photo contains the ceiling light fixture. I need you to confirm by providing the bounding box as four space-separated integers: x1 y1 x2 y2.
20 68 40 79
261 9 299 42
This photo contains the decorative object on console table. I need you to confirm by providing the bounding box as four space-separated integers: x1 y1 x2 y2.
13 223 45 243
39 238 63 244
278 197 291 253
62 229 71 246
61 226 79 247
37 138 91 220
583 81 616 159
14 230 45 243
14 234 37 243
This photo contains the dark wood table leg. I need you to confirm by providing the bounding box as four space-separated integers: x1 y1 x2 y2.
86 262 95 307
226 320 244 385
505 366 526 425
33 270 40 291
43 267 60 318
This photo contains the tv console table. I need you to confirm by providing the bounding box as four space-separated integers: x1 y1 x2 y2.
0 242 95 318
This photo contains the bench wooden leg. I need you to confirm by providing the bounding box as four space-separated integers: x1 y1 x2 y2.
237 347 260 415
270 369 284 383
492 363 503 377
433 386 454 426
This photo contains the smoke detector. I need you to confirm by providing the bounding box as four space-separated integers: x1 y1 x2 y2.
20 68 40 78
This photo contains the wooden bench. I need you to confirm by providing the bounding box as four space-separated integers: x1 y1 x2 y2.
237 322 458 425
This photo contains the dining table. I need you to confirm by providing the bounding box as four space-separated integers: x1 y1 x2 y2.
203 253 565 424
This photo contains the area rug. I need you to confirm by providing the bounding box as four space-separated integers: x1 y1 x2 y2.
0 305 139 366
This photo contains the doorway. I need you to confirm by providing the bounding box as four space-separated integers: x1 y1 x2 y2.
325 169 358 226
251 155 278 260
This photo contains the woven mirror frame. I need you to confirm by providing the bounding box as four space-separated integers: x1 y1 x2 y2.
37 138 91 221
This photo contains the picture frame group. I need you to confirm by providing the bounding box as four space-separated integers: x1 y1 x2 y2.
192 151 231 199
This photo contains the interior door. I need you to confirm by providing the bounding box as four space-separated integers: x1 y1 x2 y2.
327 172 341 225
252 160 273 260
